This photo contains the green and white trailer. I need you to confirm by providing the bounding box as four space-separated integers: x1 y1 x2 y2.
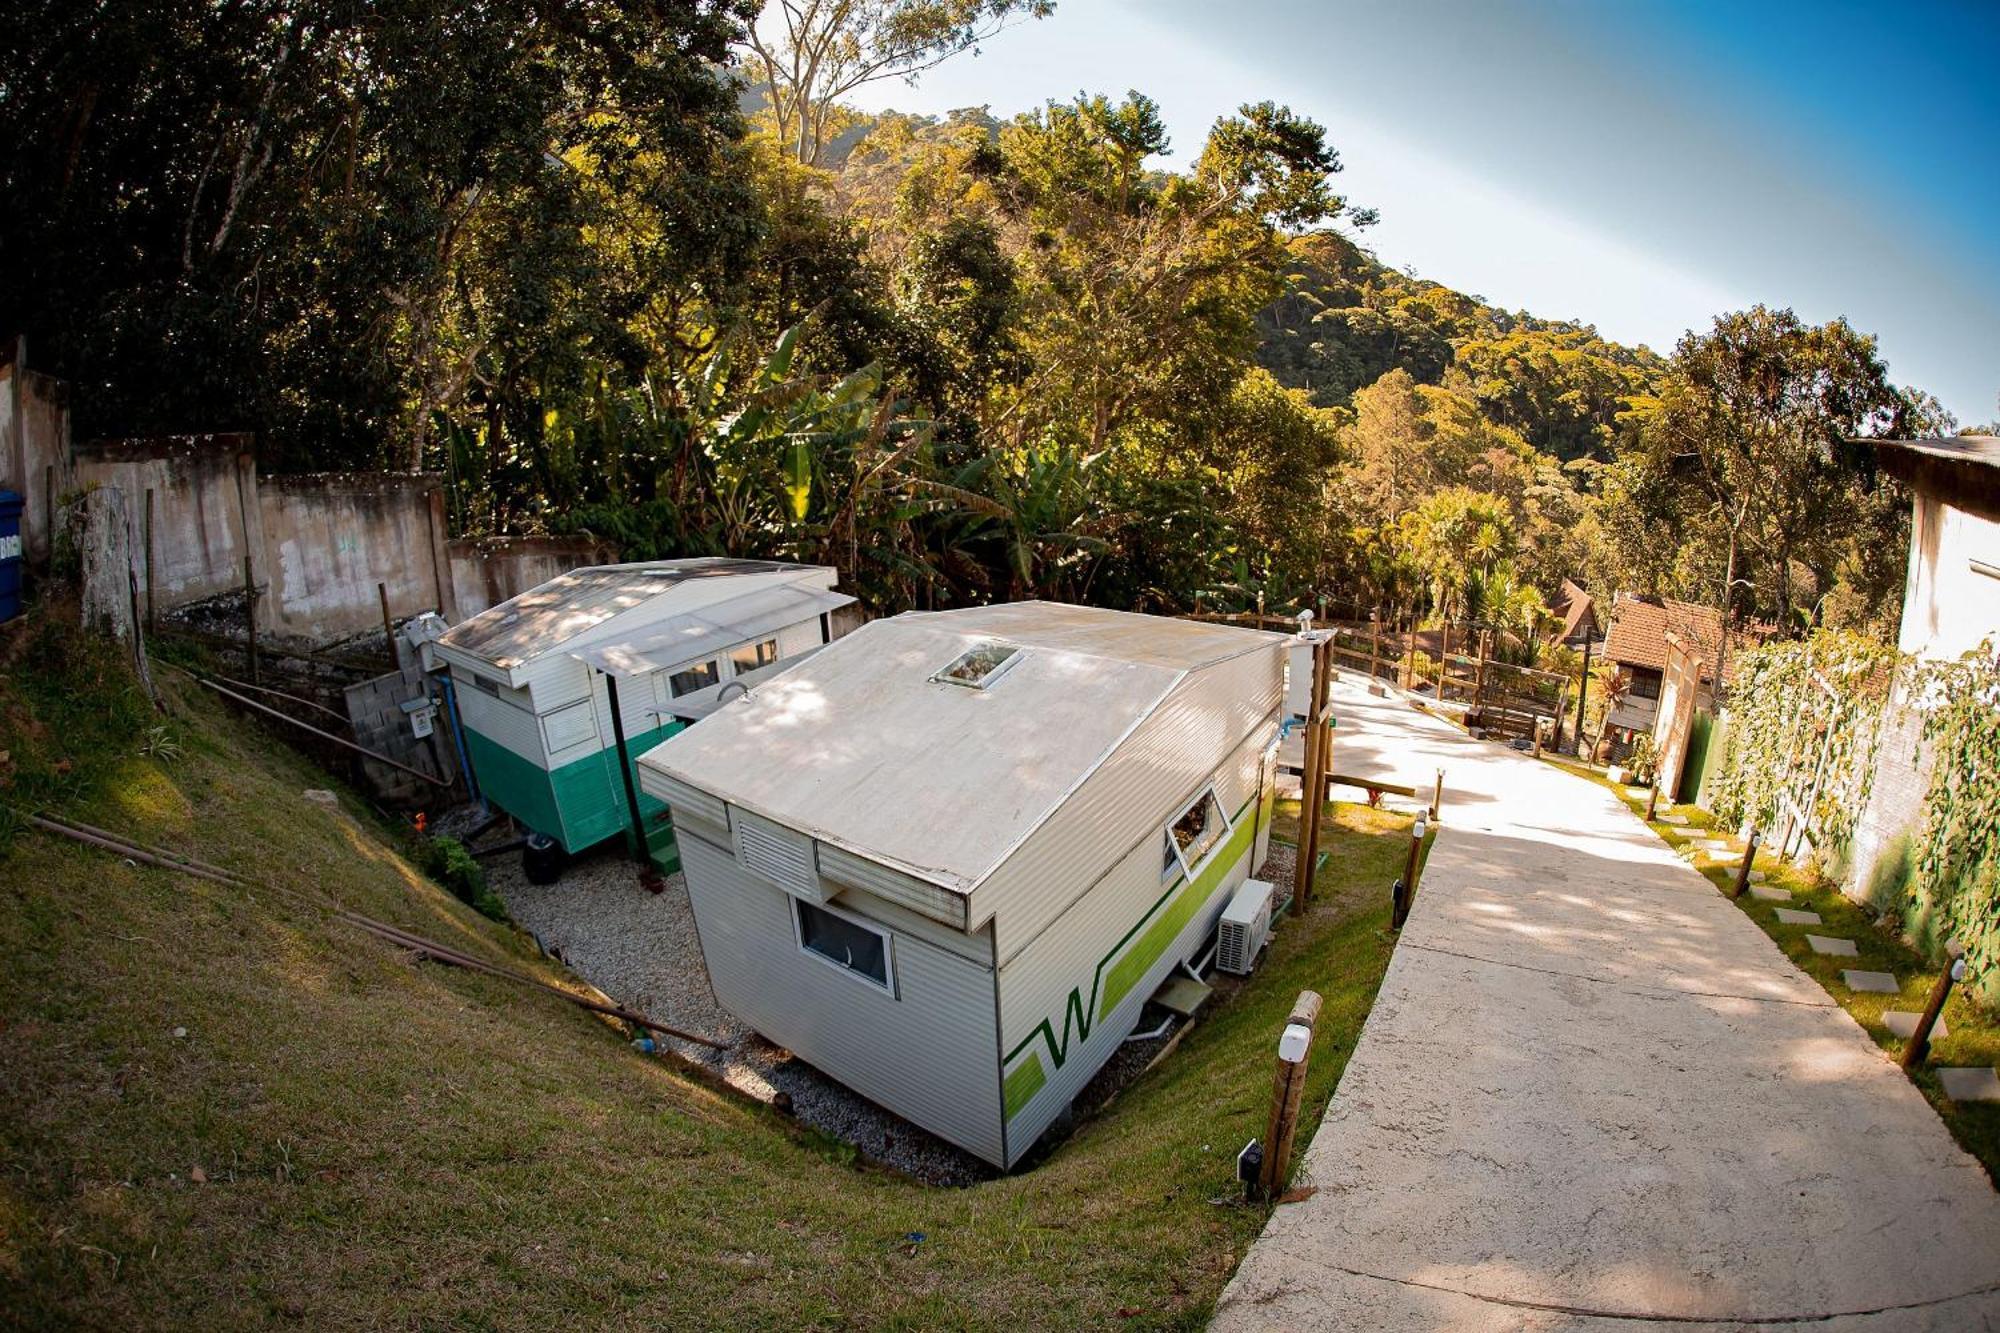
432 558 854 869
637 602 1286 1168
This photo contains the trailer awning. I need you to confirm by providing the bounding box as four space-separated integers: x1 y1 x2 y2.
568 584 855 680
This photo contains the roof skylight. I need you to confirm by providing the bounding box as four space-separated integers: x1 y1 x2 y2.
935 642 1024 690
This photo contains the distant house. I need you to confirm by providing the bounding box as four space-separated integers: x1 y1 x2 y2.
1872 435 2000 661
1598 593 1761 751
1552 578 1598 648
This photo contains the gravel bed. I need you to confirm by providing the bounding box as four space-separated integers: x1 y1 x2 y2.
483 839 997 1185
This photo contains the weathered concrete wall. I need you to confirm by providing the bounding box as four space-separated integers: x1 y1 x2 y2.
73 435 261 611
0 353 74 563
447 535 612 620
258 473 457 639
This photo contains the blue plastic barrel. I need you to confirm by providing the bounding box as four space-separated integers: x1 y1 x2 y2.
0 490 24 624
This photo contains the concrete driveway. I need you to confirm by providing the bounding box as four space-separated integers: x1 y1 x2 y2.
1213 677 2000 1330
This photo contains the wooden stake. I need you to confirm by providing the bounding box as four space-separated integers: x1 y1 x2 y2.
378 581 396 666
243 555 260 685
1368 612 1382 682
1259 989 1323 1199
143 488 156 633
1430 769 1443 820
1902 940 1964 1071
1437 622 1451 700
1729 829 1761 898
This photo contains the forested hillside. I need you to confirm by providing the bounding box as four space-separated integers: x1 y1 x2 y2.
0 1 1956 645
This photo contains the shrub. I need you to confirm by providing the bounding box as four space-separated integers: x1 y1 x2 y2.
422 835 507 922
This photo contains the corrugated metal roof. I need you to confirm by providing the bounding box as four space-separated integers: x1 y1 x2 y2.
570 585 855 678
436 557 809 668
639 604 1286 895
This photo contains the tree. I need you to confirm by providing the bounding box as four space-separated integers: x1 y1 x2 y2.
743 0 1054 166
1621 307 1902 670
0 0 756 469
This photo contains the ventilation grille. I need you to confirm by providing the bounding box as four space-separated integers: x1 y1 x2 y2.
1216 878 1275 975
732 809 820 899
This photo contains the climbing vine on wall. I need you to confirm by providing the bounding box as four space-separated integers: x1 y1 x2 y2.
1907 642 2000 997
1705 632 1900 855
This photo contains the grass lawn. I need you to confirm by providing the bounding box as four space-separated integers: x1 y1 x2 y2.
0 608 1408 1329
1543 757 2000 1187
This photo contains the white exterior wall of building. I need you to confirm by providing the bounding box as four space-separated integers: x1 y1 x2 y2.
676 827 1006 1164
992 712 1272 1163
971 647 1282 962
1899 490 2000 662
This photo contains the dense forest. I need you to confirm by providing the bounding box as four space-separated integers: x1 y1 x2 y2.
1 0 1973 646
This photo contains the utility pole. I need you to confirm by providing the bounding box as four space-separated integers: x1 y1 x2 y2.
1573 628 1595 758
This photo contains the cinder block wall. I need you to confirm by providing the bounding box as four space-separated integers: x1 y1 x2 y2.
1844 693 1932 911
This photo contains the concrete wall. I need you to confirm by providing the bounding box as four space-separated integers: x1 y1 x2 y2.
0 355 73 563
447 535 613 620
1899 490 2000 662
73 435 261 610
258 472 456 639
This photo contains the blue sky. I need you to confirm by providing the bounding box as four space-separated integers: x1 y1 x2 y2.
842 0 2000 424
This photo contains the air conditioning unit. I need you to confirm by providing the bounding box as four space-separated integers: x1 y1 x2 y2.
1216 878 1276 976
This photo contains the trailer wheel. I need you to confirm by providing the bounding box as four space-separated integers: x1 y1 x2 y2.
523 832 566 885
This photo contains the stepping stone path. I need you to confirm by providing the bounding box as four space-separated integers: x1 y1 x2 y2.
1807 934 1859 957
1883 1010 1948 1041
1748 870 1768 883
1842 970 1901 994
1774 908 1822 925
1937 1067 2000 1103
1749 885 1792 902
1657 813 1688 825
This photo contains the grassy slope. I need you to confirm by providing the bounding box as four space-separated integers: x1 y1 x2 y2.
1 610 1408 1330
1543 758 2000 1187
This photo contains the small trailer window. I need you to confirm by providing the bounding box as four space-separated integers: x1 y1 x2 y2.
934 642 1022 689
1163 786 1230 881
730 638 779 673
794 899 895 994
669 659 720 697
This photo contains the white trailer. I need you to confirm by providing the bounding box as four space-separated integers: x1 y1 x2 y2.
431 558 853 866
637 601 1287 1167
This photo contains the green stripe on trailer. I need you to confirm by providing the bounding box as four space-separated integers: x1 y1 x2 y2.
999 796 1258 1122
1003 1051 1047 1119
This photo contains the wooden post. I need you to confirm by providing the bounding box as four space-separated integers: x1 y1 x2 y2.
43 464 54 570
1437 622 1451 700
1473 629 1489 709
1258 989 1323 1199
1293 636 1332 908
1902 940 1965 1071
1430 769 1444 820
378 581 397 665
1645 780 1660 821
143 487 156 634
243 556 260 686
1298 638 1333 906
1368 612 1381 682
1729 829 1761 898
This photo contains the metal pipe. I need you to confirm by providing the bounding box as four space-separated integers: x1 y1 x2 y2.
25 810 247 884
194 676 451 786
1124 1016 1175 1043
199 672 350 726
22 813 244 887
